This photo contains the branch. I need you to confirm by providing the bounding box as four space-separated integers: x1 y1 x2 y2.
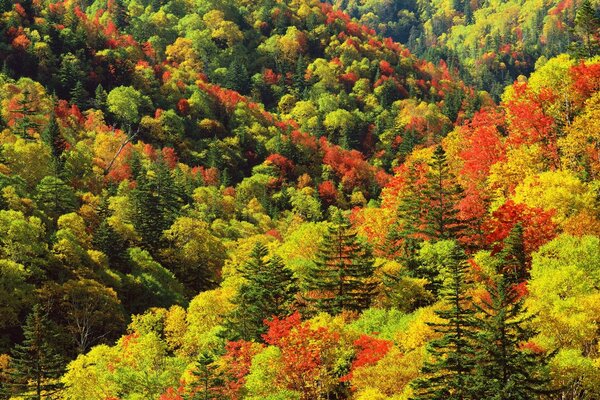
103 127 138 176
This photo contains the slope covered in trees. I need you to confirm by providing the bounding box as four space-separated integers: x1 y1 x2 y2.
0 0 598 399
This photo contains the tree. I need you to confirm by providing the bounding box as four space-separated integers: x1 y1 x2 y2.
106 86 151 127
423 145 465 241
161 217 227 295
34 176 77 225
38 280 125 355
304 209 377 315
496 223 528 285
190 350 225 400
225 243 297 341
10 88 40 141
9 305 65 400
573 0 600 57
410 245 478 400
472 272 553 400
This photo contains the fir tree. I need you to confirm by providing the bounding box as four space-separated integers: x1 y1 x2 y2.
189 350 225 400
225 243 297 341
11 89 40 141
34 176 77 225
94 84 108 110
472 273 554 399
423 145 465 242
573 0 600 57
496 223 528 285
386 164 425 270
9 305 65 400
304 209 377 315
69 81 88 110
131 160 183 252
411 245 478 400
40 111 65 173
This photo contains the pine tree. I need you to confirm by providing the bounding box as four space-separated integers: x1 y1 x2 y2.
11 89 40 141
225 243 297 341
386 164 425 270
131 160 183 252
41 111 65 173
472 273 553 399
9 305 65 400
573 0 600 57
69 81 88 110
423 145 465 242
411 245 478 400
94 84 108 110
34 176 77 225
496 223 528 285
304 209 377 315
189 350 225 400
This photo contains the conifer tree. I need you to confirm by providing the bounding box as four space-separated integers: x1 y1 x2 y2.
11 89 40 141
423 145 465 242
472 273 553 399
9 305 65 400
225 243 297 341
411 245 478 400
69 81 88 110
94 84 108 110
496 223 528 285
41 111 65 173
304 209 377 315
386 164 425 270
190 350 225 400
573 0 600 57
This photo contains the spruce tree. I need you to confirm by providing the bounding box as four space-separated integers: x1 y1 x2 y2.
497 223 528 285
225 243 297 341
94 84 108 110
411 245 478 400
423 145 465 242
386 164 425 271
9 305 65 400
573 0 600 57
69 81 88 110
41 111 64 173
472 273 553 399
11 89 40 141
304 209 377 315
189 350 225 400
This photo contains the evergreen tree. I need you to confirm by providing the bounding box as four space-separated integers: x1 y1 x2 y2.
573 0 600 57
131 160 183 252
423 145 465 242
411 245 478 400
34 176 77 225
189 350 225 400
386 164 425 271
225 243 297 341
9 305 65 400
496 223 528 285
40 111 65 173
304 209 377 315
94 84 108 110
472 273 553 399
69 81 88 110
11 89 40 141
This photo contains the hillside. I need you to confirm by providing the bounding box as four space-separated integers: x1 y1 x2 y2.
0 0 599 399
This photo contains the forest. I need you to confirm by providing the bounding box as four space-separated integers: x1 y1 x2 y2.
0 0 599 398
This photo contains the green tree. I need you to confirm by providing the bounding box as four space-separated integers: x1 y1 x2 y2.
9 305 65 400
190 350 225 400
225 243 297 341
472 273 553 400
304 209 377 315
33 176 77 225
106 86 151 127
423 145 465 241
496 223 528 285
573 0 600 57
410 245 478 400
10 89 40 141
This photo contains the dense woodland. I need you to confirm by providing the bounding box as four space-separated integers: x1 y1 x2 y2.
0 0 599 398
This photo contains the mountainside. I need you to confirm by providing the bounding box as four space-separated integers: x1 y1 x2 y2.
0 0 599 399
